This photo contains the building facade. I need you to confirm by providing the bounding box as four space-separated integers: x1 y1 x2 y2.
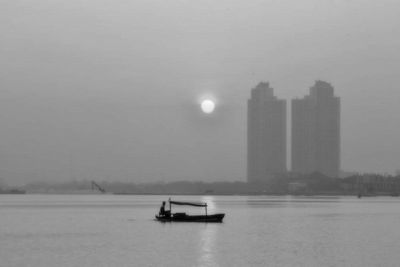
291 80 340 177
247 82 286 183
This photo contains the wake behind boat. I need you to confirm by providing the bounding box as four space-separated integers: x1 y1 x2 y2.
155 199 225 223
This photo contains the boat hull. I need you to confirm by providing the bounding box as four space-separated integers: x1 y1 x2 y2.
155 213 225 223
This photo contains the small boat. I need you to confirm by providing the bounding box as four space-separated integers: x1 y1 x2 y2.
155 199 225 223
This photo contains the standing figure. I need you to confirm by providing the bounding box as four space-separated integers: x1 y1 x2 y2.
159 201 171 217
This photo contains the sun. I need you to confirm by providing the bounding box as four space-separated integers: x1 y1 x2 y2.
201 99 215 114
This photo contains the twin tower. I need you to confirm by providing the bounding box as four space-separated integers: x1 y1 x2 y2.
247 80 340 183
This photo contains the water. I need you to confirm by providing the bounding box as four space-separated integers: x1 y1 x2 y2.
1 195 400 267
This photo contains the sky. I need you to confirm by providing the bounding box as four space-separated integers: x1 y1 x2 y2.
1 0 400 185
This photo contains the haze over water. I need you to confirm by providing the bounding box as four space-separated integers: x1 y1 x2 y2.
2 0 400 185
1 195 400 267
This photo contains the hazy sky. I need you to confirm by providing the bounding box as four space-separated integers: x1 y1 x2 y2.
1 0 400 185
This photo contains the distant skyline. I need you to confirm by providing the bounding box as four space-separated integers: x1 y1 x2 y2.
248 82 286 182
1 0 400 185
292 81 340 177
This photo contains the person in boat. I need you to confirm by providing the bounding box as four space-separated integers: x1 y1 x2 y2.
159 201 171 217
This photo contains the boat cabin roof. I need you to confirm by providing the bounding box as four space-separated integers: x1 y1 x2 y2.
169 200 207 207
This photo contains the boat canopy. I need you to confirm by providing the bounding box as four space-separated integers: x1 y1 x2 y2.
169 200 207 207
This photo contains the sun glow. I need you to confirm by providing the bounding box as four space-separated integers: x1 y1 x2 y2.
201 99 215 114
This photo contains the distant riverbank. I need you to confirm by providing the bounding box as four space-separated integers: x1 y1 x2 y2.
4 172 400 196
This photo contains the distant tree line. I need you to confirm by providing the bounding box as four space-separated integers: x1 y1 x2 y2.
21 173 400 195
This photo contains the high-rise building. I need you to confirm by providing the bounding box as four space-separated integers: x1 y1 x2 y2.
247 82 286 183
291 80 340 177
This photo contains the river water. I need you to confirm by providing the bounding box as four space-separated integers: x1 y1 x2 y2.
1 195 400 267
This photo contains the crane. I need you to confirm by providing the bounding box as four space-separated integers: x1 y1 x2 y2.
91 181 106 193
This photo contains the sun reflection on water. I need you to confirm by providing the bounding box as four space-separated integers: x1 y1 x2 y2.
196 196 220 267
201 196 216 213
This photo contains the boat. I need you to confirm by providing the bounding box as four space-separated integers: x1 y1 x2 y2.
155 199 225 223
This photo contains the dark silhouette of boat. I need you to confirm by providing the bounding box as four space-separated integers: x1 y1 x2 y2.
155 199 225 223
